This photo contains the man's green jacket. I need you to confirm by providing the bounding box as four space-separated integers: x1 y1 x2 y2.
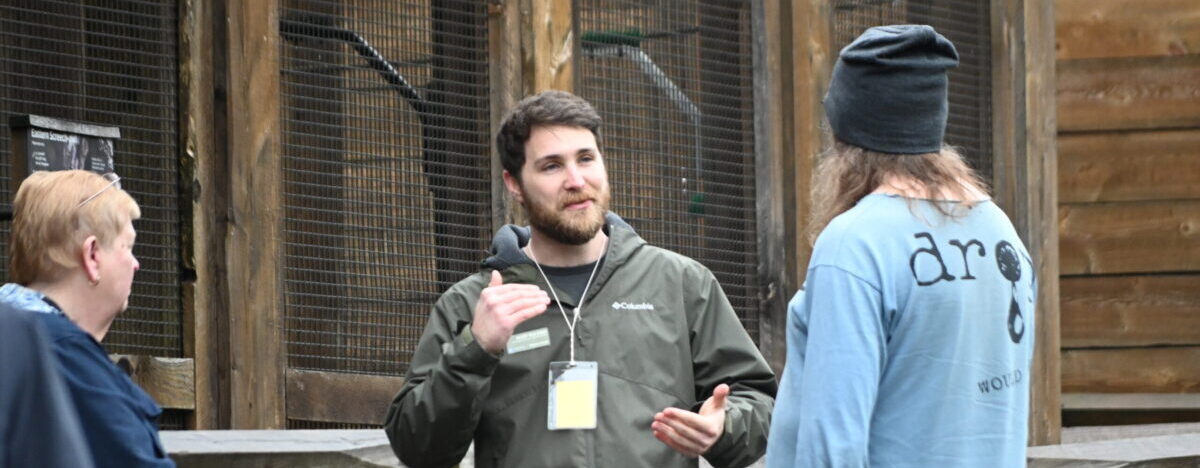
385 213 777 468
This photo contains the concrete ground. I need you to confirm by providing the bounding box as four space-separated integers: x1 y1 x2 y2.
164 424 1200 467
1028 423 1200 467
162 430 764 467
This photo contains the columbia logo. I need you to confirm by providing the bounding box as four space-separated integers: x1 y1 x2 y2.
612 301 655 311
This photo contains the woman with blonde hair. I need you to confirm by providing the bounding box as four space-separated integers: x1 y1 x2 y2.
0 170 173 467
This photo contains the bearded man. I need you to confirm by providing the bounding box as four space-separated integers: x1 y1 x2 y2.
766 25 1036 467
385 90 776 468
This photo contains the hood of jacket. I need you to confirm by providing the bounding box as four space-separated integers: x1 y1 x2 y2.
481 211 644 307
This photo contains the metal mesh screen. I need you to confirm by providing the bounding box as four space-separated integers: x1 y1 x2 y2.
287 420 377 430
157 409 187 431
281 0 492 376
0 0 182 356
831 0 993 180
578 0 762 342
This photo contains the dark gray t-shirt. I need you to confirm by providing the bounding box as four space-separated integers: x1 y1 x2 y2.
540 258 604 303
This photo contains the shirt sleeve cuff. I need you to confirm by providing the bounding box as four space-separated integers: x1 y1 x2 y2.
449 324 503 373
703 409 741 467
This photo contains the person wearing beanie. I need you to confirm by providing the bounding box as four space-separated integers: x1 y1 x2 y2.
766 25 1035 467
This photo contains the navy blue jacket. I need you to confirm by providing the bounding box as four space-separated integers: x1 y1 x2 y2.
38 312 175 468
0 283 174 468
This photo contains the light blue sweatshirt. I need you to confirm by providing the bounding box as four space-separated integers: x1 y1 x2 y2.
766 194 1035 468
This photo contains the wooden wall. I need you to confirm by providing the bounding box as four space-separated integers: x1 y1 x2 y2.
171 0 1058 431
180 0 788 429
1056 0 1200 424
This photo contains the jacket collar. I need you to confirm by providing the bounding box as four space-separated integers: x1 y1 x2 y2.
482 212 644 306
0 283 63 316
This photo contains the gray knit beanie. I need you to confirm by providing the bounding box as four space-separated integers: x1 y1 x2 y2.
823 25 959 155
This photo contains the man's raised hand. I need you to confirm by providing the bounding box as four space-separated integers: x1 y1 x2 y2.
472 270 551 354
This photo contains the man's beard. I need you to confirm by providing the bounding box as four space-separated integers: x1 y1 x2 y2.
524 185 611 245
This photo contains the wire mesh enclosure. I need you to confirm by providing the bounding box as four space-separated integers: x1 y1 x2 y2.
831 0 993 180
577 0 762 343
0 0 182 357
279 0 492 406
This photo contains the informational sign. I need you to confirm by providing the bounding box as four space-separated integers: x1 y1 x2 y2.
24 128 115 173
9 115 120 185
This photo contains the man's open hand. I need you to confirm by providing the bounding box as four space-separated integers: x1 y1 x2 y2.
651 383 730 458
472 270 550 354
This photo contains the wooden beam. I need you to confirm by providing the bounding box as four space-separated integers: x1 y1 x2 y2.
111 355 195 410
751 0 791 373
1062 393 1200 411
1059 129 1200 203
791 0 831 282
1058 54 1200 133
992 0 1061 445
285 369 404 425
226 0 286 429
1063 347 1200 393
1059 200 1200 275
520 0 573 94
764 0 829 373
179 0 227 429
1062 275 1200 348
489 0 523 227
1056 0 1200 61
1062 409 1200 428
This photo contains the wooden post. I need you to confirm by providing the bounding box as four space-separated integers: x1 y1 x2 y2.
991 0 1061 445
179 0 226 429
755 0 832 374
509 0 570 223
520 0 573 95
490 0 523 228
750 0 834 374
225 0 286 429
752 0 794 374
789 0 833 295
793 0 833 277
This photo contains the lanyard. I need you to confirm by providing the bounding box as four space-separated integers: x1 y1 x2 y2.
526 238 608 364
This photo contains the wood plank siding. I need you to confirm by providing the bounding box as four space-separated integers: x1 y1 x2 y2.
1056 0 1200 425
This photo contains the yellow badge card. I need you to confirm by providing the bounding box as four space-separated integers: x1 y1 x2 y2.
548 361 598 430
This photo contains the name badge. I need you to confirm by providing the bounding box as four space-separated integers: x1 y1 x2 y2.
507 327 551 355
548 361 598 430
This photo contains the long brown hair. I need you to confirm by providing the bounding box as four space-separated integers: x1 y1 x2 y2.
807 140 988 245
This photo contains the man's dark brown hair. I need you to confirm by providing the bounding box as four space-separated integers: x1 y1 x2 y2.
496 90 602 181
